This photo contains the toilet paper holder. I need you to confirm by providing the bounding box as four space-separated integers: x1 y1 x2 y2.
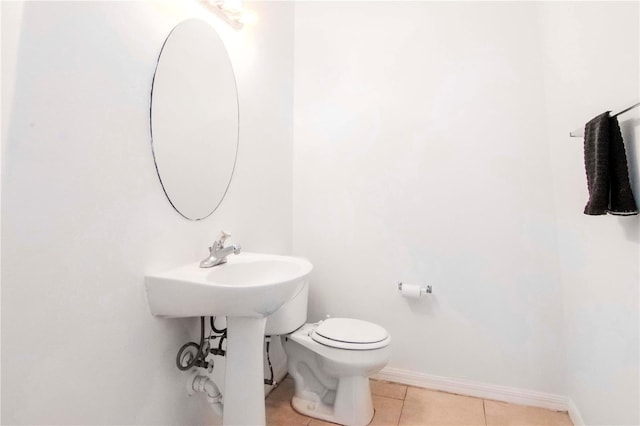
397 282 432 294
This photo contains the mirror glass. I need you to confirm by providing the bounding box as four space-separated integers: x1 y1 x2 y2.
151 19 239 220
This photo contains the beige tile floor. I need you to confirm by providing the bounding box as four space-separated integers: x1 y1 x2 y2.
266 377 573 426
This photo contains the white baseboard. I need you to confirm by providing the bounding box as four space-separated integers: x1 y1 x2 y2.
567 398 585 426
373 367 569 412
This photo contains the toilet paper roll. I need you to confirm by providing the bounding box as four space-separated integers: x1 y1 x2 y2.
399 283 425 298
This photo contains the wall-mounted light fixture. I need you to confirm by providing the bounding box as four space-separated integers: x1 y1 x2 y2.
203 0 257 30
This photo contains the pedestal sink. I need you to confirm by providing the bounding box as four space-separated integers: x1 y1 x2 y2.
145 252 312 425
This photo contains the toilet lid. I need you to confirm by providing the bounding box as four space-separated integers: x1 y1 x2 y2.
311 318 390 350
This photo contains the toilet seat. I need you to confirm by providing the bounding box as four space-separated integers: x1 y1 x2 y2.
311 318 390 350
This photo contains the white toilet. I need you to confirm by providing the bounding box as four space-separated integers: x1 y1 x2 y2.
266 284 391 426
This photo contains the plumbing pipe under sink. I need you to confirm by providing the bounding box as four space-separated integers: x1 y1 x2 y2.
187 373 223 417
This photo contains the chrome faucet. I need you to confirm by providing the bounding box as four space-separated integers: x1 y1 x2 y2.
199 231 241 268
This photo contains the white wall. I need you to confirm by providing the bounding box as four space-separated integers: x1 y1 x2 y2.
293 2 639 423
539 2 639 424
293 1 566 395
1 1 294 424
0 1 26 417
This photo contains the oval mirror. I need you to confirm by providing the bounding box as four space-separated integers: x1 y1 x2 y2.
150 19 239 220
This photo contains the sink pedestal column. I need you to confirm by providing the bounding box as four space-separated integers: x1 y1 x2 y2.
223 316 267 426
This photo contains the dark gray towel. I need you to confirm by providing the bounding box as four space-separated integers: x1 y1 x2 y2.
583 112 638 216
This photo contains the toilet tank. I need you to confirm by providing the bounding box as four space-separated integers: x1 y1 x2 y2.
265 282 308 335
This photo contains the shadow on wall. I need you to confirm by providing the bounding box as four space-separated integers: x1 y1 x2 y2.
619 117 640 244
404 294 440 316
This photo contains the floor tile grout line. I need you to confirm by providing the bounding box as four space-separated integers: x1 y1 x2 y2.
396 385 408 426
397 397 406 426
483 399 487 426
371 391 407 401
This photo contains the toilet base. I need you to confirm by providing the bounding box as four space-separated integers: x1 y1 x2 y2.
291 376 374 426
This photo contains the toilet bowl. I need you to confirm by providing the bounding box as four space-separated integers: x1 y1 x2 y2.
282 319 391 425
266 283 391 426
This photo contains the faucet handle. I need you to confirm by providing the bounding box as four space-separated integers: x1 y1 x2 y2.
218 230 231 245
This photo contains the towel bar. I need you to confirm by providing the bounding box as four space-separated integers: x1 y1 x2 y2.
570 100 640 138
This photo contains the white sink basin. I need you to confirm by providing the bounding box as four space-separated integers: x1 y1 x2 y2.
145 252 312 318
144 252 313 426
